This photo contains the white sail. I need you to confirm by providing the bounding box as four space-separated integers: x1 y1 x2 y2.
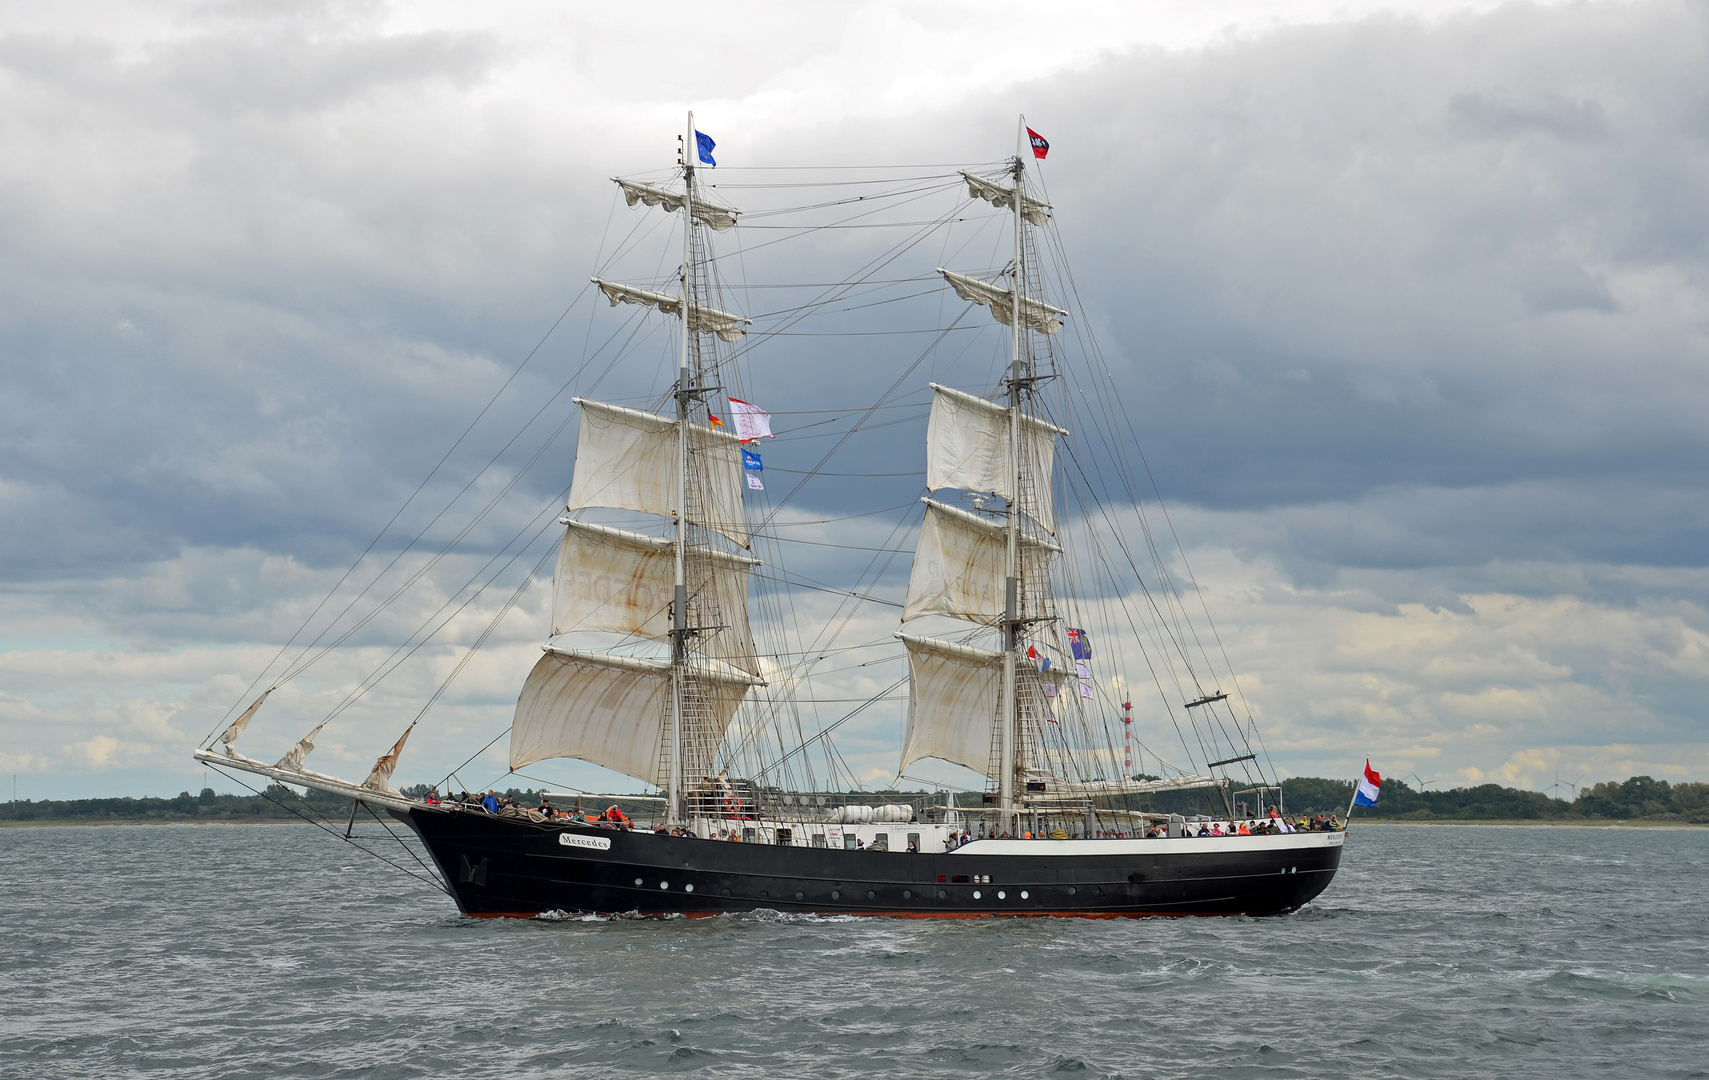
925 383 1063 533
362 723 414 793
275 721 326 771
552 520 760 673
897 633 1004 778
592 278 752 341
938 269 1066 334
904 498 1059 624
565 399 749 547
510 647 758 782
218 689 270 754
961 172 1052 226
614 179 739 231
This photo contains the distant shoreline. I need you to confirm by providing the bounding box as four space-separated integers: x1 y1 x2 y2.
0 818 321 829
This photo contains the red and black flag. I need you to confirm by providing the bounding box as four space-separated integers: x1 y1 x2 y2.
1027 127 1049 160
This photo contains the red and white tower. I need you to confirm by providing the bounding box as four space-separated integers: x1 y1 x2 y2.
1121 700 1133 776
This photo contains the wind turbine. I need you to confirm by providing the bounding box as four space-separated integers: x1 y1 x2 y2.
1550 768 1584 801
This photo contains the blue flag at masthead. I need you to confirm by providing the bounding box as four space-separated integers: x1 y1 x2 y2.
695 131 716 166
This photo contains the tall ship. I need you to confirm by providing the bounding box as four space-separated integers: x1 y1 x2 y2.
195 116 1344 917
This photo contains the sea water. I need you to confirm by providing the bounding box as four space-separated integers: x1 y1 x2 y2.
1 821 1704 1079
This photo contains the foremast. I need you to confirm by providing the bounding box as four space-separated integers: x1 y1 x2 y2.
670 110 696 825
509 113 761 824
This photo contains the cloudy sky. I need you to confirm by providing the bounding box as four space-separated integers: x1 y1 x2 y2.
3 0 1706 800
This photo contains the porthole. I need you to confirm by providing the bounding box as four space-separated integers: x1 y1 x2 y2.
1020 891 1029 899
973 890 982 899
866 890 876 899
1067 886 1076 896
794 891 804 900
997 890 1006 900
903 889 912 899
759 890 768 899
659 882 669 890
938 890 948 899
722 888 731 896
1092 886 1101 895
684 884 694 893
634 878 644 886
831 890 840 899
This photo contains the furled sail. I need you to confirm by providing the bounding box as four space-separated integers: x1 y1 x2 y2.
592 278 752 341
218 689 271 755
363 723 414 793
565 399 749 547
509 647 759 782
613 178 740 231
903 498 1060 624
897 633 1004 778
552 520 760 673
275 721 326 771
925 383 1063 533
938 269 1066 334
960 172 1052 226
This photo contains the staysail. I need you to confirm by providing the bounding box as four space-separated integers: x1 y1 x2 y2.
218 689 271 755
276 721 326 771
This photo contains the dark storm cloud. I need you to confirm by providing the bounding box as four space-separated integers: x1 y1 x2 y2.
4 1 1708 792
9 2 1707 586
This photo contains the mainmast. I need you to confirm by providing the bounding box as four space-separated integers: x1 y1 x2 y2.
997 118 1028 821
900 118 1067 834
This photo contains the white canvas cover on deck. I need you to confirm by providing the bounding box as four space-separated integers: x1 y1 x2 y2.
509 648 757 783
552 520 760 673
938 269 1066 334
903 499 1059 624
614 178 739 231
960 172 1052 226
592 278 751 341
898 633 1004 779
925 384 1062 533
565 399 749 547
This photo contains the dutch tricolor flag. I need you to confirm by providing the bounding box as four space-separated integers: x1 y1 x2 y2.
1353 760 1382 807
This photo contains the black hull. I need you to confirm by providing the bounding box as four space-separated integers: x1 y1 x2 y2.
399 808 1344 918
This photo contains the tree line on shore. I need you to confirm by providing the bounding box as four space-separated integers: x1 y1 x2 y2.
2 775 1705 824
1278 775 1709 823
